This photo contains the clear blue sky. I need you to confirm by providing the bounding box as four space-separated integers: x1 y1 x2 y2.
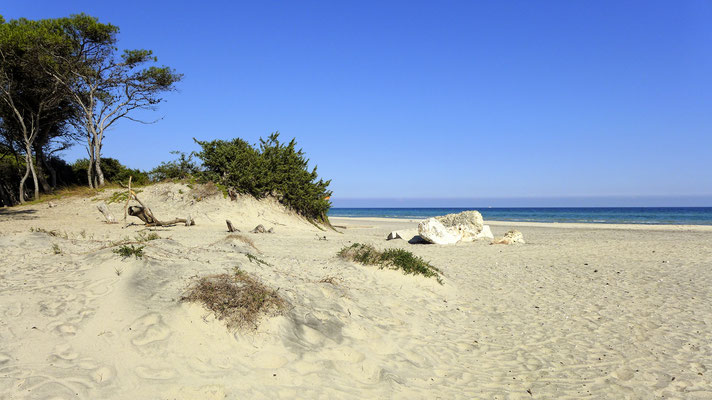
3 1 712 206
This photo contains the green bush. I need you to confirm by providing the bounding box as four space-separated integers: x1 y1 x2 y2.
0 154 80 206
194 132 332 221
113 244 145 259
72 157 149 185
338 243 443 284
149 151 199 181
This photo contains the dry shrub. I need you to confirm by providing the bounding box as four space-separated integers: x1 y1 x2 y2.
181 270 285 330
318 275 340 285
190 181 221 201
226 233 260 252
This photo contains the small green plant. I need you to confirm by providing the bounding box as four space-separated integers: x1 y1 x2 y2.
106 189 142 204
113 244 145 259
338 243 443 284
52 243 62 255
115 267 124 276
135 231 160 242
245 253 271 266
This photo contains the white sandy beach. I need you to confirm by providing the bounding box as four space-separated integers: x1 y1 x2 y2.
1 183 711 399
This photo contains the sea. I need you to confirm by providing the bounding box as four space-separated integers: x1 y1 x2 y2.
328 207 712 225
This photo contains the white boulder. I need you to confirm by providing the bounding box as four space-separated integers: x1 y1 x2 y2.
475 225 494 240
493 229 525 245
435 210 484 242
417 218 463 245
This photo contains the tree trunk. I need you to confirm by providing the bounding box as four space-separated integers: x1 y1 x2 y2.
95 152 105 187
93 137 105 187
18 153 31 204
28 150 39 201
33 144 52 193
86 139 95 188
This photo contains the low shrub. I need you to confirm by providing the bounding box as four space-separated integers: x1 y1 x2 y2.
149 151 199 181
73 158 149 186
338 243 443 284
113 244 144 259
181 269 286 330
194 132 332 222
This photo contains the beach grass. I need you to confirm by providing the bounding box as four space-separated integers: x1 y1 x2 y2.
113 244 145 259
338 243 443 284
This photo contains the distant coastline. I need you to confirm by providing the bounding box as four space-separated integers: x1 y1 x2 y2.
328 207 712 225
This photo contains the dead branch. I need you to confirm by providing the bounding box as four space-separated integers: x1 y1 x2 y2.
97 202 117 224
226 220 239 232
122 176 195 227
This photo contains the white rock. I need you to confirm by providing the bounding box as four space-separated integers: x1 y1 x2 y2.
387 231 406 240
387 229 418 241
475 225 494 240
435 210 484 242
494 229 525 245
417 218 462 244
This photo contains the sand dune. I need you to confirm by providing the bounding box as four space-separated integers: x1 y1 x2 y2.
1 183 711 399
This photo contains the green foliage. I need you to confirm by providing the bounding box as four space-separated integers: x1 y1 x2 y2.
135 231 160 242
194 132 332 220
72 158 149 186
149 151 199 181
113 244 144 259
338 243 443 284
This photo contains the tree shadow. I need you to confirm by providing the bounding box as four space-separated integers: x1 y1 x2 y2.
0 208 39 221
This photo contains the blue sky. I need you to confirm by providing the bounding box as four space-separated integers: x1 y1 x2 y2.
3 1 711 206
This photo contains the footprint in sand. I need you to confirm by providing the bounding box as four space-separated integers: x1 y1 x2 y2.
39 300 66 317
52 323 78 336
135 365 178 380
91 366 115 384
130 312 172 347
48 344 79 367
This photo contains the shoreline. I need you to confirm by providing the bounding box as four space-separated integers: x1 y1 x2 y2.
330 216 712 231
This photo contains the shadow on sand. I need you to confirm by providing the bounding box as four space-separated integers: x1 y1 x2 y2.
0 208 39 221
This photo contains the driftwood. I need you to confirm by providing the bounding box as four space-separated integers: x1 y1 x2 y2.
226 220 239 232
227 188 238 201
250 224 274 234
123 176 133 222
97 202 117 224
120 177 195 227
127 206 195 227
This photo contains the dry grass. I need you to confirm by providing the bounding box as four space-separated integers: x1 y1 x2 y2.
318 275 341 285
22 184 117 207
226 233 260 252
189 181 221 201
181 269 286 330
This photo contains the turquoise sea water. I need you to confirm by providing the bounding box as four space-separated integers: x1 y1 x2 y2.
328 207 712 225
